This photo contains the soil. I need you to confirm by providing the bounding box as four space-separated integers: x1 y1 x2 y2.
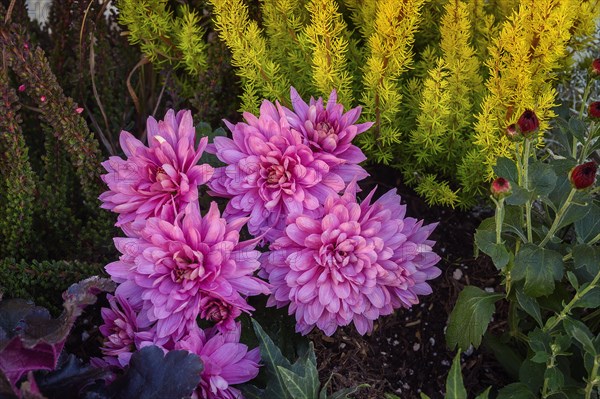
310 167 512 399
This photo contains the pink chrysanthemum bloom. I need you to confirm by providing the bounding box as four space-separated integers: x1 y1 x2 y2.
261 181 441 336
285 87 372 183
199 292 242 332
105 202 270 340
176 324 261 399
208 100 346 241
100 109 214 231
98 295 158 367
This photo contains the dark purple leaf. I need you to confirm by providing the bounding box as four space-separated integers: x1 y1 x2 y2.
0 277 115 391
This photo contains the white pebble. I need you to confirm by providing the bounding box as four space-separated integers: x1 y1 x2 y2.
413 343 421 351
429 337 436 346
485 287 495 293
452 268 463 280
464 345 474 356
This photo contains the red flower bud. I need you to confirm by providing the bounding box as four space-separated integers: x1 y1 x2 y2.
569 161 597 190
517 109 539 136
491 177 512 198
505 123 521 141
592 59 600 76
589 101 600 119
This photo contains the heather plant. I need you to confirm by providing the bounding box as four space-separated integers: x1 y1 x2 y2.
0 1 120 311
204 0 600 208
447 68 600 397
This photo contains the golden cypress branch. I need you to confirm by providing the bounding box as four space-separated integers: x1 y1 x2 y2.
341 0 378 39
304 0 353 104
209 0 290 112
360 0 426 162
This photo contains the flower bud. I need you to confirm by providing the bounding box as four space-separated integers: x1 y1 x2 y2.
505 123 522 141
569 161 597 190
491 177 512 198
589 101 600 119
592 59 600 76
517 109 539 137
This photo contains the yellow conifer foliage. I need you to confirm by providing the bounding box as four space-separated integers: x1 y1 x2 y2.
208 0 290 113
465 0 582 188
408 0 483 207
304 0 353 104
359 0 427 164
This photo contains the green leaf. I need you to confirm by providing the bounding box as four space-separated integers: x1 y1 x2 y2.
278 366 310 399
529 162 557 198
505 184 531 206
574 286 600 309
496 383 536 399
474 387 492 399
445 352 467 399
493 157 519 182
518 359 545 393
568 117 587 143
566 271 579 290
560 318 595 356
328 384 369 399
244 319 293 399
543 367 564 393
555 201 591 231
474 226 510 270
482 334 522 380
516 288 543 327
446 286 504 350
573 245 600 276
528 329 551 364
512 245 564 297
503 206 527 241
574 204 600 243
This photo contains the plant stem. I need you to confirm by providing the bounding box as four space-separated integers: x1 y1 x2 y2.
523 138 533 242
544 268 600 332
494 197 505 245
539 188 577 248
585 356 600 399
541 346 558 398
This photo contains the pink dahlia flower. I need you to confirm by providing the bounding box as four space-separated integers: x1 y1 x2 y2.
285 87 372 182
105 202 270 340
98 295 158 367
261 181 441 336
208 100 346 241
176 324 261 399
100 109 214 231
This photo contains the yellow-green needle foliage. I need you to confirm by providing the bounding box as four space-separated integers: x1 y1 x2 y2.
117 1 208 91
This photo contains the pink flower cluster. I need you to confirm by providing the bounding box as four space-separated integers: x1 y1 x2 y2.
261 181 441 335
207 88 441 336
97 89 441 395
207 88 372 241
98 110 265 398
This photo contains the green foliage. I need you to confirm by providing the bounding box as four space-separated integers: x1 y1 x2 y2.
446 286 504 351
447 94 600 396
117 0 207 75
0 258 104 314
417 352 491 399
242 319 366 399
